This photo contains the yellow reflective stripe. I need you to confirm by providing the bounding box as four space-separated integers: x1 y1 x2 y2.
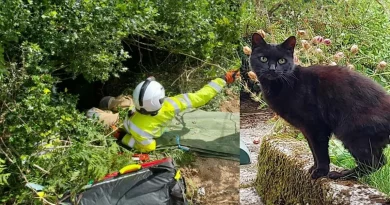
127 137 135 147
122 135 152 147
124 118 155 140
129 106 136 113
121 134 135 148
139 139 154 145
208 81 223 92
183 93 192 108
134 139 156 152
123 117 130 133
165 97 180 114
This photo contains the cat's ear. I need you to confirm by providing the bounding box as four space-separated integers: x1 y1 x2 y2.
281 36 296 51
252 33 266 48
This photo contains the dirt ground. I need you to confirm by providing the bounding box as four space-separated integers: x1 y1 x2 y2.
220 88 240 113
181 158 240 205
180 88 240 205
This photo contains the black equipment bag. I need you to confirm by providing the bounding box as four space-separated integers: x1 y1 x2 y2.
60 158 188 205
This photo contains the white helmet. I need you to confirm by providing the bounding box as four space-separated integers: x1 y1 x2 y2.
132 77 165 115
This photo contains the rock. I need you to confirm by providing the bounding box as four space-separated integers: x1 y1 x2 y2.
255 136 390 205
197 187 205 196
240 187 264 205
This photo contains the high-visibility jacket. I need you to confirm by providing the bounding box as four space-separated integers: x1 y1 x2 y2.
120 78 227 153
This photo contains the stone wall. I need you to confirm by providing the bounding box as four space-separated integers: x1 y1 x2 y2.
255 137 390 205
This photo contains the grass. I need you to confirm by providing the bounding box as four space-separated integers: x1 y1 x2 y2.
329 138 390 196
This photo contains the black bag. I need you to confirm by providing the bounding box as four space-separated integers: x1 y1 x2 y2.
60 158 188 205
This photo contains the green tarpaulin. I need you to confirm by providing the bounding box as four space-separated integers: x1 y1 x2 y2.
240 139 251 165
156 110 240 161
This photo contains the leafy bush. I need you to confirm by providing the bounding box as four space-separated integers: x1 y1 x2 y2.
0 66 132 203
0 0 241 203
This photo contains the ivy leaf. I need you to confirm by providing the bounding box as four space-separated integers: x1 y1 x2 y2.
43 88 51 94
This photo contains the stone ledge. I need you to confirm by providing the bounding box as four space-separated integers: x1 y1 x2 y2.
255 137 390 205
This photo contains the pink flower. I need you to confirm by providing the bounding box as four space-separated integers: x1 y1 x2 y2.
312 36 324 44
377 61 387 71
248 71 258 81
243 46 252 55
301 40 310 50
315 48 323 54
333 52 344 61
256 29 266 38
297 30 306 36
323 39 331 46
350 45 358 54
294 55 300 64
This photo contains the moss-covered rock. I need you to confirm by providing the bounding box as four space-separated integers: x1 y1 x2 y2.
255 136 390 205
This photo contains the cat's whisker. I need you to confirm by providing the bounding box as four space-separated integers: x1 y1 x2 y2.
280 74 293 89
281 76 289 88
285 72 299 80
285 74 294 87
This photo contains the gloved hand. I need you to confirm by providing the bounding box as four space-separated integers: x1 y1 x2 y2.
99 96 114 110
222 70 240 84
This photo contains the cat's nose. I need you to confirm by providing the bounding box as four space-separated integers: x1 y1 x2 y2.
269 64 276 71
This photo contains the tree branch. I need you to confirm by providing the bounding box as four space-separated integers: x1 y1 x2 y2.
33 164 50 175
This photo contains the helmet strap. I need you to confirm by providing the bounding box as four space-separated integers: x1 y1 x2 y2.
137 77 160 116
138 78 152 107
136 108 160 116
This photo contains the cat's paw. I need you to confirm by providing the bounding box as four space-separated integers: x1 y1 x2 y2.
328 170 358 180
310 168 329 179
328 171 344 179
308 165 316 174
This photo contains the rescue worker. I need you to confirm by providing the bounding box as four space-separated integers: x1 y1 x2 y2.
115 70 240 153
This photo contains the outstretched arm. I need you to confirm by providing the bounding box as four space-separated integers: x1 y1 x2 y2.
162 70 239 117
170 77 226 109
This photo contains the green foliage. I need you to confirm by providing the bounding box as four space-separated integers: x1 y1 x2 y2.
360 148 390 196
328 138 356 169
0 158 10 186
1 0 240 82
0 66 131 203
147 0 241 61
0 0 242 204
1 0 133 81
329 139 390 196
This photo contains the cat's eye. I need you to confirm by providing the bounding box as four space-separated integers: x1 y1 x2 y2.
278 58 286 64
260 56 268 62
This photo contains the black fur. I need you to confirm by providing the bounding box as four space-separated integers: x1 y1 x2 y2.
250 33 390 180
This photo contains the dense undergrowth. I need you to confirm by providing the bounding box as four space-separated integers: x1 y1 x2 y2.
242 0 390 196
0 1 242 203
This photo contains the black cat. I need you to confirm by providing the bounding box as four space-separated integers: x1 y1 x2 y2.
250 33 390 180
